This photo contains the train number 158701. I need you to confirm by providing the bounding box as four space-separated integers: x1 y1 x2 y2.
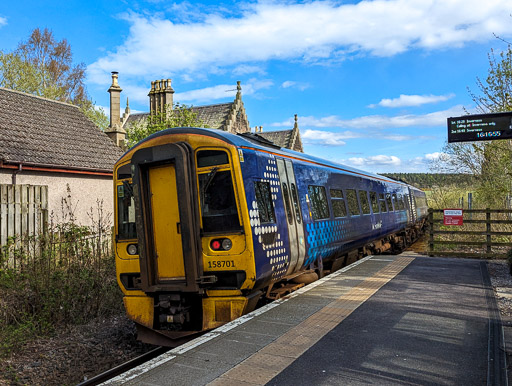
208 260 236 269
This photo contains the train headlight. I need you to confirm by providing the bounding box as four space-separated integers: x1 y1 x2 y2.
221 238 232 251
210 238 232 251
127 244 138 255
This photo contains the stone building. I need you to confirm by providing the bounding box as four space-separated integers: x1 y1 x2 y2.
105 73 251 148
105 72 303 152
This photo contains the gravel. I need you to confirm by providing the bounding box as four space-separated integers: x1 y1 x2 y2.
0 315 155 385
1 259 511 386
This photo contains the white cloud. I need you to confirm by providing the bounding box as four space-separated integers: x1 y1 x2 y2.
282 81 310 91
87 1 512 83
425 152 444 160
232 64 266 76
119 78 273 106
272 105 466 130
302 129 362 146
348 155 402 167
0 16 7 27
176 84 238 103
369 93 456 108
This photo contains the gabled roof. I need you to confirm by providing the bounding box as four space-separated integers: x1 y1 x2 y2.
258 115 304 152
191 103 233 130
258 130 294 148
0 88 123 173
125 102 234 131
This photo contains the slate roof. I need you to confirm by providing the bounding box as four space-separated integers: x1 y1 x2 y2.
258 130 294 148
0 88 123 173
125 102 234 131
191 103 233 130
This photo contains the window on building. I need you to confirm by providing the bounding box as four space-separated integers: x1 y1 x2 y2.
308 185 330 220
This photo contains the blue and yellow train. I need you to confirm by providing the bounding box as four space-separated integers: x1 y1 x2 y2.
114 127 428 345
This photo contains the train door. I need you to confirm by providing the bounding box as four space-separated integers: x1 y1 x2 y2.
148 164 185 280
276 158 306 274
131 142 203 293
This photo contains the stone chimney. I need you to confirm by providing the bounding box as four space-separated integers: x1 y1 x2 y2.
105 72 127 148
149 79 174 116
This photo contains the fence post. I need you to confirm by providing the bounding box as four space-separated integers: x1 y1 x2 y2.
486 208 491 255
428 208 434 257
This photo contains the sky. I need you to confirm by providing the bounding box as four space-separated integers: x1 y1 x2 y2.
1 0 512 174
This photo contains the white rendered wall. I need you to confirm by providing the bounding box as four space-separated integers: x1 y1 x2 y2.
0 169 114 227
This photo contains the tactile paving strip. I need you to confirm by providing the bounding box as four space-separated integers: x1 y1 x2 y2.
208 256 414 386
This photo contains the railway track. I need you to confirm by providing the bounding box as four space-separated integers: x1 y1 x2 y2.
77 346 169 386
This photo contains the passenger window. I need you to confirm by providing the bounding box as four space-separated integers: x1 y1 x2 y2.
379 193 387 213
386 193 394 211
254 181 276 223
392 194 399 211
370 191 379 213
346 189 360 216
199 170 241 233
281 182 293 224
330 189 347 218
197 150 229 168
308 185 330 220
290 183 302 224
397 194 405 210
359 191 371 215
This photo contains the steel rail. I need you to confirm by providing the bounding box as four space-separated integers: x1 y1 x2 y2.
76 346 169 386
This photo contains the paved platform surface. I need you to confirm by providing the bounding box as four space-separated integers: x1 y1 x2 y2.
104 253 505 385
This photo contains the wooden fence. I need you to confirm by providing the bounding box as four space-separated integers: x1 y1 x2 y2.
0 184 48 246
428 208 512 259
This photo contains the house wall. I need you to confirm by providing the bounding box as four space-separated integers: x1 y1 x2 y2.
0 170 114 227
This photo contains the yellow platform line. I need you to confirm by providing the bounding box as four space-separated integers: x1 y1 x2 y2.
207 256 414 386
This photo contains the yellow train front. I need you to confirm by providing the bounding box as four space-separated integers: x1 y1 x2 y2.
114 127 428 345
114 128 261 345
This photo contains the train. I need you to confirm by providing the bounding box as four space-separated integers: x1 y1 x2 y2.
113 127 428 345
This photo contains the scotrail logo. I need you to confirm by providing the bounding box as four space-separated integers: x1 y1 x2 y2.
372 221 382 230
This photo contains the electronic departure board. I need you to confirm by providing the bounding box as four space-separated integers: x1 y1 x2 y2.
447 112 512 143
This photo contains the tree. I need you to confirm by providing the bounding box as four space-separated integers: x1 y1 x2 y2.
431 44 512 208
0 28 108 130
125 103 208 147
468 47 512 113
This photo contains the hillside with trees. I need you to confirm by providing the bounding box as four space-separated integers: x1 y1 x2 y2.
381 173 475 190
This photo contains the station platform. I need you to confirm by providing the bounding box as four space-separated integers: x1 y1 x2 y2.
104 253 506 385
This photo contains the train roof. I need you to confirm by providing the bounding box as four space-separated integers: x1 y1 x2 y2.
129 127 421 190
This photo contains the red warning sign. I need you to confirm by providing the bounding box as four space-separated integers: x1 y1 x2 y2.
443 209 463 226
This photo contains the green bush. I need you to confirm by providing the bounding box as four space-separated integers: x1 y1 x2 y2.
0 199 123 357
